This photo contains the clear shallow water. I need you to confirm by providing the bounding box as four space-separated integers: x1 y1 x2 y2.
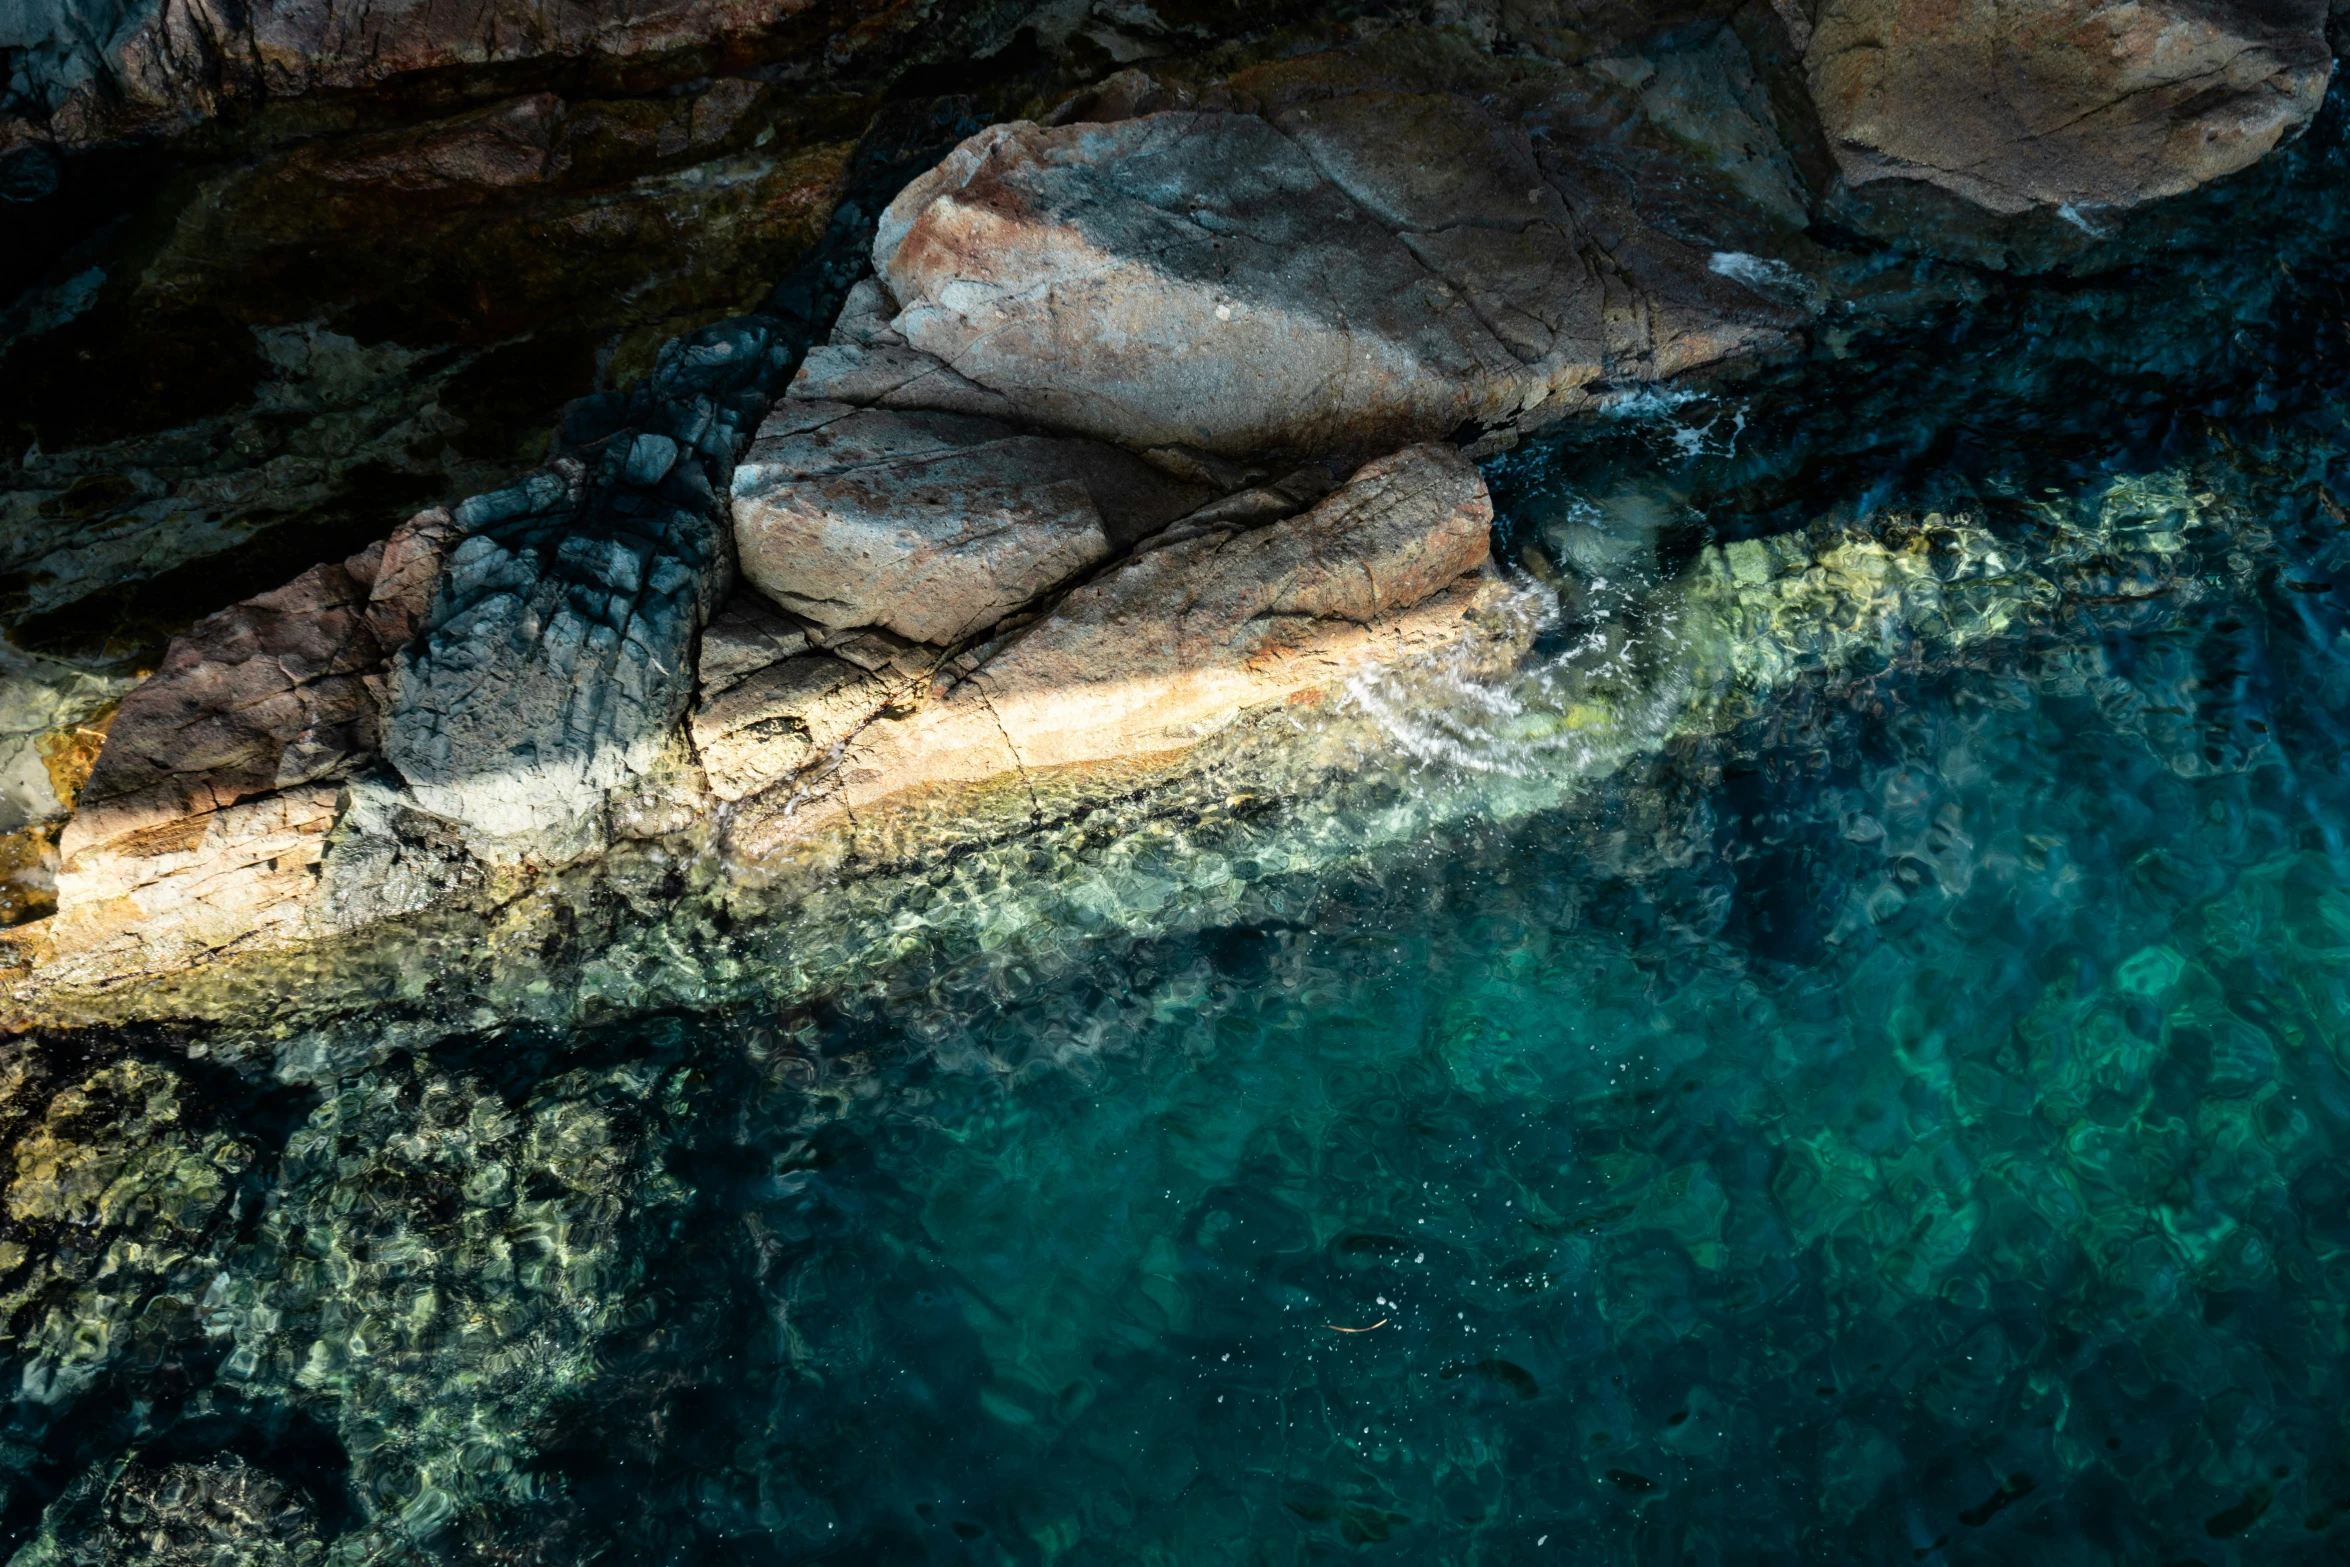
416 411 2350 1564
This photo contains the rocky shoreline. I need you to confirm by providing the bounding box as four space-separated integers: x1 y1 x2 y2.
2 0 2343 1036
0 4 2344 1555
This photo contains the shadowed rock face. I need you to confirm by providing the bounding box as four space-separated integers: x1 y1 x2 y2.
1803 0 2336 213
384 318 790 858
4 0 921 147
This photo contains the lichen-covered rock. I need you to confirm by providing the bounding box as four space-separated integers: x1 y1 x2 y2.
729 441 1498 857
1802 0 2336 213
730 401 1209 643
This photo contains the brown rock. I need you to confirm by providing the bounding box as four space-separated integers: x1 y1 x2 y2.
873 97 1812 458
41 786 344 984
28 0 899 147
728 442 1497 857
1804 0 2335 214
730 403 1208 644
875 113 1532 458
59 508 458 871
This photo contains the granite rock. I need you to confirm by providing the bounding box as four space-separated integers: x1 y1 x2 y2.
728 442 1497 856
1803 0 2336 214
871 88 1814 458
60 508 455 870
730 401 1209 643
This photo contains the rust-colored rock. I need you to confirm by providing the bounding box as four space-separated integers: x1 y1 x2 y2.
58 508 456 877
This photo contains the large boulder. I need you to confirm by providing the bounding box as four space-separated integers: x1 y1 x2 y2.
730 401 1209 643
1802 0 2336 214
726 442 1500 858
871 98 1810 459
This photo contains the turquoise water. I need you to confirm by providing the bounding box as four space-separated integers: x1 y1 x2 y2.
19 83 2350 1567
458 401 2350 1562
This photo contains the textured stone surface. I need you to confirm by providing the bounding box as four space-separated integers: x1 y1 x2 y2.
16 1454 327 1567
19 509 455 976
0 646 124 837
873 82 1815 457
0 85 854 691
731 401 1208 643
730 442 1496 855
5 0 919 146
0 1049 257 1422
384 317 790 858
61 508 454 869
1804 0 2336 213
694 650 896 804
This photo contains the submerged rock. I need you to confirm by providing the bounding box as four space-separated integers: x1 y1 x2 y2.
15 1454 327 1567
1804 0 2335 214
0 1047 258 1462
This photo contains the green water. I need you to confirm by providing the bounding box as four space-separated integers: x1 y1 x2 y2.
403 390 2350 1561
562 621 2350 1562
